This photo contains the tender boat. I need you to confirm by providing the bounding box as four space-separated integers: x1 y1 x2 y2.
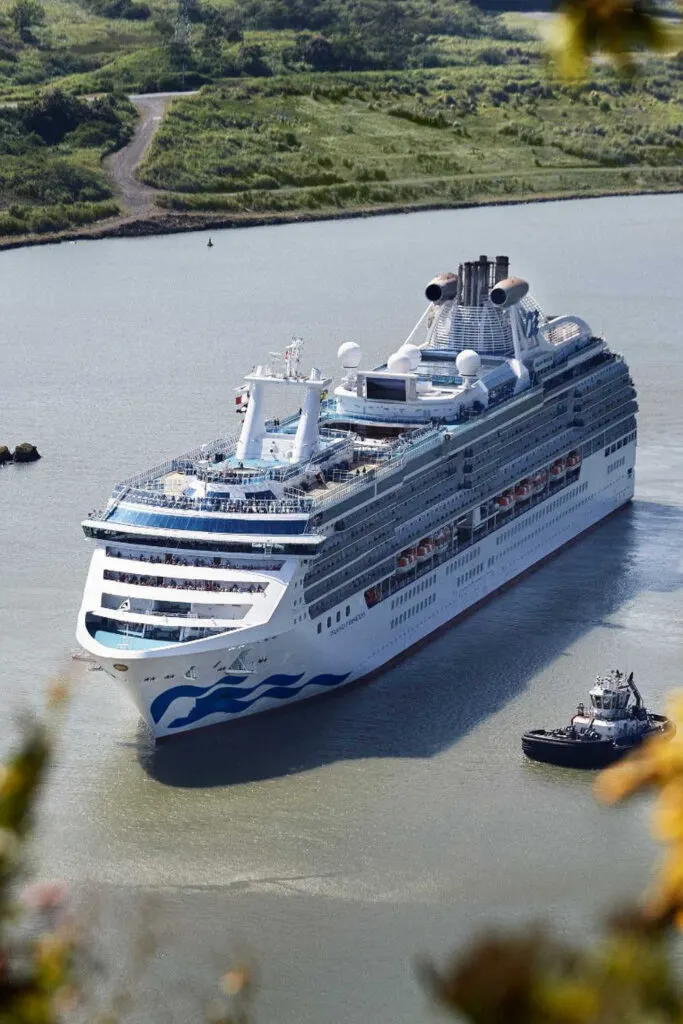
522 670 673 768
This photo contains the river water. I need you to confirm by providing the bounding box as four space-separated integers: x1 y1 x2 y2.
1 195 682 1022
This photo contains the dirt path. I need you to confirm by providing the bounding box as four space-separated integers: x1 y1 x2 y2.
104 91 197 215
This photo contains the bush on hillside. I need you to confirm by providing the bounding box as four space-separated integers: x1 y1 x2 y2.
21 89 135 149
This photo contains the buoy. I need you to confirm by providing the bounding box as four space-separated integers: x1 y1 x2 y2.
207 238 214 248
13 442 41 463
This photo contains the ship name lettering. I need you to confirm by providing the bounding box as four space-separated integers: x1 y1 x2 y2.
330 611 366 636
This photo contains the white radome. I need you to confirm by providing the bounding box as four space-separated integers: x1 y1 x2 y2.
397 343 422 370
337 342 362 368
456 349 482 378
387 353 413 374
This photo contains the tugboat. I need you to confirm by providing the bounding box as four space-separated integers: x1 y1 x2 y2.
522 671 673 768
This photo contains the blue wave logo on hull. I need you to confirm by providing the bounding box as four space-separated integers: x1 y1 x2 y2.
151 672 351 729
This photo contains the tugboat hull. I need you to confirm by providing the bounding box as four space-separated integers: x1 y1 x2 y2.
522 716 673 769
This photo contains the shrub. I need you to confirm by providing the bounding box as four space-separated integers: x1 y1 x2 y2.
9 0 45 42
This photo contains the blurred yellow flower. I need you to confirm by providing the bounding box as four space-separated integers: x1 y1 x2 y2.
535 976 600 1021
220 965 250 996
652 780 683 842
550 0 675 78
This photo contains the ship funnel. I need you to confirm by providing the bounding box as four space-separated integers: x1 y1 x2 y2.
494 256 509 284
425 272 458 303
489 277 529 309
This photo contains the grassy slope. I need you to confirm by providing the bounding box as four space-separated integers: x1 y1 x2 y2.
0 1 681 241
140 53 683 218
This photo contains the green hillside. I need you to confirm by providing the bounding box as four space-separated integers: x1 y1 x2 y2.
0 0 681 243
0 0 527 97
141 59 683 216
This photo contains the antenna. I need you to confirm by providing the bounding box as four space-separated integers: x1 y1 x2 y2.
171 0 196 86
284 337 303 379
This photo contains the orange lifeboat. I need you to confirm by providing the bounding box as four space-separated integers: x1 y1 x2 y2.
566 451 582 470
496 491 515 511
397 550 416 574
416 539 434 563
550 459 566 480
532 470 547 494
515 480 532 501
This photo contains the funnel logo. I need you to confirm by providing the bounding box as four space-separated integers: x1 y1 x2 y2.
523 309 540 339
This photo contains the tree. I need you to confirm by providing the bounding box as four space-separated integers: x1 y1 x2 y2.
199 5 243 72
236 41 271 76
9 0 45 43
344 0 423 69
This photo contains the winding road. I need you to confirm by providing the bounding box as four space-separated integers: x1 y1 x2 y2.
104 91 197 215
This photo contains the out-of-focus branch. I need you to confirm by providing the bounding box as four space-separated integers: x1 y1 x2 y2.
550 1 678 76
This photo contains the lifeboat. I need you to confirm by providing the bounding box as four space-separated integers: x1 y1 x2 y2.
549 459 566 481
416 539 434 563
515 480 532 501
566 452 582 470
397 550 416 574
496 491 515 512
532 471 547 494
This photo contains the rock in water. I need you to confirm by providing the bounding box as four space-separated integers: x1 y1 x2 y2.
13 442 41 463
0 445 11 465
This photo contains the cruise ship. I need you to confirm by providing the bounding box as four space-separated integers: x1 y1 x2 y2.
76 255 637 739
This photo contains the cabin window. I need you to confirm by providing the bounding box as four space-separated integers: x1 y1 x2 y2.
317 623 321 634
327 616 331 628
593 695 602 709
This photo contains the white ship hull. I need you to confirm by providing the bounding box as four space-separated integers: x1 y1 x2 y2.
92 442 635 738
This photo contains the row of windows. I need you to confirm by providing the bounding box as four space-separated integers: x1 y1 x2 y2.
445 546 482 576
107 507 307 535
447 560 484 587
607 456 626 475
391 592 437 629
604 431 636 457
390 574 436 611
317 604 352 633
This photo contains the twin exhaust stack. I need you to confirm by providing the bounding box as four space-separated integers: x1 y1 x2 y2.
425 255 529 309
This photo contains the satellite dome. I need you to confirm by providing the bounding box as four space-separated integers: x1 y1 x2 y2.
397 343 422 370
337 342 362 368
387 352 412 374
456 349 482 378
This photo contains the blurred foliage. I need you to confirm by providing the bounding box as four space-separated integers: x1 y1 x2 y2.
597 693 683 925
419 914 683 1023
552 1 679 76
0 688 74 1024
